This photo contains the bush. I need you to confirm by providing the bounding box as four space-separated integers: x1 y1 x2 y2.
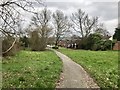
20 36 30 48
78 33 102 50
103 40 112 50
29 31 47 51
92 40 112 51
2 36 20 56
78 33 112 51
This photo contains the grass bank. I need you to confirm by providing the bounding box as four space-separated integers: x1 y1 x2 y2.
2 50 62 88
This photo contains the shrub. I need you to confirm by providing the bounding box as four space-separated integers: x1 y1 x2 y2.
78 33 102 50
78 33 112 51
20 36 30 48
29 31 47 51
92 40 112 51
2 36 20 56
103 40 112 50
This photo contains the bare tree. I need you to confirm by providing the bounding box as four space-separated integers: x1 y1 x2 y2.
30 8 52 50
0 0 42 33
0 0 43 54
1 12 21 55
53 10 70 47
71 9 98 38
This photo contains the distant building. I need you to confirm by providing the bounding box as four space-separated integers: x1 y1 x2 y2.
58 35 81 48
58 40 66 47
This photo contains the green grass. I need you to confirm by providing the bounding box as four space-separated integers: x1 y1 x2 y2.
59 48 118 88
2 50 62 88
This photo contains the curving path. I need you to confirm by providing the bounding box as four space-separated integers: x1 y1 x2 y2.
53 50 100 88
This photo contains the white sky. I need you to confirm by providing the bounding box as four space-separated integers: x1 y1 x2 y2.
44 0 119 2
22 0 119 35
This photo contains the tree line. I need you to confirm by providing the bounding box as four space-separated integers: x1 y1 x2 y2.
21 8 113 51
0 0 119 56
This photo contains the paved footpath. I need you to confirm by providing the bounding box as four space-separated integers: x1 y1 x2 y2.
53 50 100 88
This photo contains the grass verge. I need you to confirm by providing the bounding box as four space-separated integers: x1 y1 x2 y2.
2 50 62 88
59 48 118 88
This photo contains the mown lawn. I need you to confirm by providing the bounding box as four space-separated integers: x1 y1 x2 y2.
59 48 118 88
2 50 62 88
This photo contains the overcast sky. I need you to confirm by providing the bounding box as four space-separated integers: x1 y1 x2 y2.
23 0 119 35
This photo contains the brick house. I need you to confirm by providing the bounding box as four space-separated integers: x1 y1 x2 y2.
113 41 120 50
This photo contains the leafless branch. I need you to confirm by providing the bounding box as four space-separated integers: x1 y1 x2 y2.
71 9 98 38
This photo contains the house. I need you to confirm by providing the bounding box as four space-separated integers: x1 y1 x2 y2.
113 41 120 50
58 35 81 48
